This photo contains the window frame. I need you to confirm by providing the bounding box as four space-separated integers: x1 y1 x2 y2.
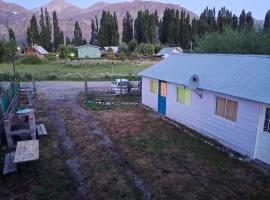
176 86 190 106
215 96 238 122
150 80 158 94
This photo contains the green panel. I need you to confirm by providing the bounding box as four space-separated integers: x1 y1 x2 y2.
177 87 185 103
78 46 101 59
1 95 9 112
150 80 158 94
177 87 190 106
185 88 190 106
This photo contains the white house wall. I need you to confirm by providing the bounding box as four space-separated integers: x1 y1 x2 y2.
142 77 158 111
142 77 261 158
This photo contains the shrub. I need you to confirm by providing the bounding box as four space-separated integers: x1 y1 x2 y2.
24 72 33 81
20 55 42 65
128 39 138 52
58 44 77 59
119 43 129 54
46 52 58 62
0 72 13 81
47 74 58 80
135 43 155 56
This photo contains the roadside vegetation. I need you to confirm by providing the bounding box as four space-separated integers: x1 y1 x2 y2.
0 59 152 81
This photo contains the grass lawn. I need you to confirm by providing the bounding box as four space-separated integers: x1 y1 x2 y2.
0 59 152 81
0 99 77 200
86 98 270 200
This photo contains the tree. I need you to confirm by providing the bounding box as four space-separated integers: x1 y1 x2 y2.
72 21 83 46
160 8 175 43
39 7 52 51
9 28 16 41
217 7 233 32
128 39 138 52
122 11 133 43
239 9 246 30
99 11 119 47
246 11 254 30
134 10 159 44
232 14 238 30
264 10 270 31
90 16 99 46
26 14 39 46
44 8 53 51
53 10 64 51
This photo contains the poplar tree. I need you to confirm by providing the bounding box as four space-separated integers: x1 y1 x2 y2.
239 9 247 30
26 14 39 46
99 11 119 47
264 10 270 31
122 11 133 43
90 16 99 46
53 10 64 50
72 21 83 46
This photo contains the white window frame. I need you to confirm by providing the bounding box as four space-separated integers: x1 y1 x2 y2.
215 96 238 122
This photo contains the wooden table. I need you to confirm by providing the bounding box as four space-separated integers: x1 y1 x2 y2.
14 140 39 164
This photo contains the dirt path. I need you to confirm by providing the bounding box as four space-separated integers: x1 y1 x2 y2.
40 82 153 200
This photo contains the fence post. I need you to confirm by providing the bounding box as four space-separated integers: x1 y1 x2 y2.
85 79 88 101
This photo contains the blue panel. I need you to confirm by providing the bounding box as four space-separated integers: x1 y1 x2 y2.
158 80 166 115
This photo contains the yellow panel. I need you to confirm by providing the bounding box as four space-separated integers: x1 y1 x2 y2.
185 88 190 106
177 87 185 103
161 82 167 97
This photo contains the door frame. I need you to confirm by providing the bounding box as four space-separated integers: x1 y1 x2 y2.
158 80 167 115
253 104 270 160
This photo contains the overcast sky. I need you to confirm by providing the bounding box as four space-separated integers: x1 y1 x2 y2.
4 0 269 20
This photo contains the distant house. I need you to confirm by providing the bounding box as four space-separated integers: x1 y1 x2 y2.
140 54 270 165
104 46 119 54
76 45 101 59
26 44 48 58
157 47 183 58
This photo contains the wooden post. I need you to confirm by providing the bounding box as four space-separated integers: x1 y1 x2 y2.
85 79 88 101
29 110 36 140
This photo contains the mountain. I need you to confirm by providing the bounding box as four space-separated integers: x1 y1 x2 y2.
0 0 198 44
0 0 31 41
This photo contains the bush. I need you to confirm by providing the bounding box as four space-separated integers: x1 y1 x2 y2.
119 43 129 54
135 43 155 56
46 52 58 62
0 72 13 81
128 39 138 52
24 72 33 81
20 55 42 65
47 74 58 80
58 45 77 59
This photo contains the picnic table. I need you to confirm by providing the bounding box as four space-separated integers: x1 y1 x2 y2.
14 140 39 164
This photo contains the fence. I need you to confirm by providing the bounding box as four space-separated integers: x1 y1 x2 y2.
0 81 20 133
0 82 20 113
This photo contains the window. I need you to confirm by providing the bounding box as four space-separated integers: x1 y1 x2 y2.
263 108 270 133
177 86 190 106
150 80 158 94
161 82 167 97
215 97 238 122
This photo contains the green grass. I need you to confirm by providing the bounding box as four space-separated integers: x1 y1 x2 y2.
0 60 152 81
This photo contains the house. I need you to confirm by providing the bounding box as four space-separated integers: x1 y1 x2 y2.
139 54 270 165
26 44 48 58
104 46 119 54
157 47 183 58
76 45 101 59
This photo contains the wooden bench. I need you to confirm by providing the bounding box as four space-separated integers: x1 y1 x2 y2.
3 151 17 175
36 124 48 136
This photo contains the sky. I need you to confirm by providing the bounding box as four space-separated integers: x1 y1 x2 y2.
4 0 269 20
